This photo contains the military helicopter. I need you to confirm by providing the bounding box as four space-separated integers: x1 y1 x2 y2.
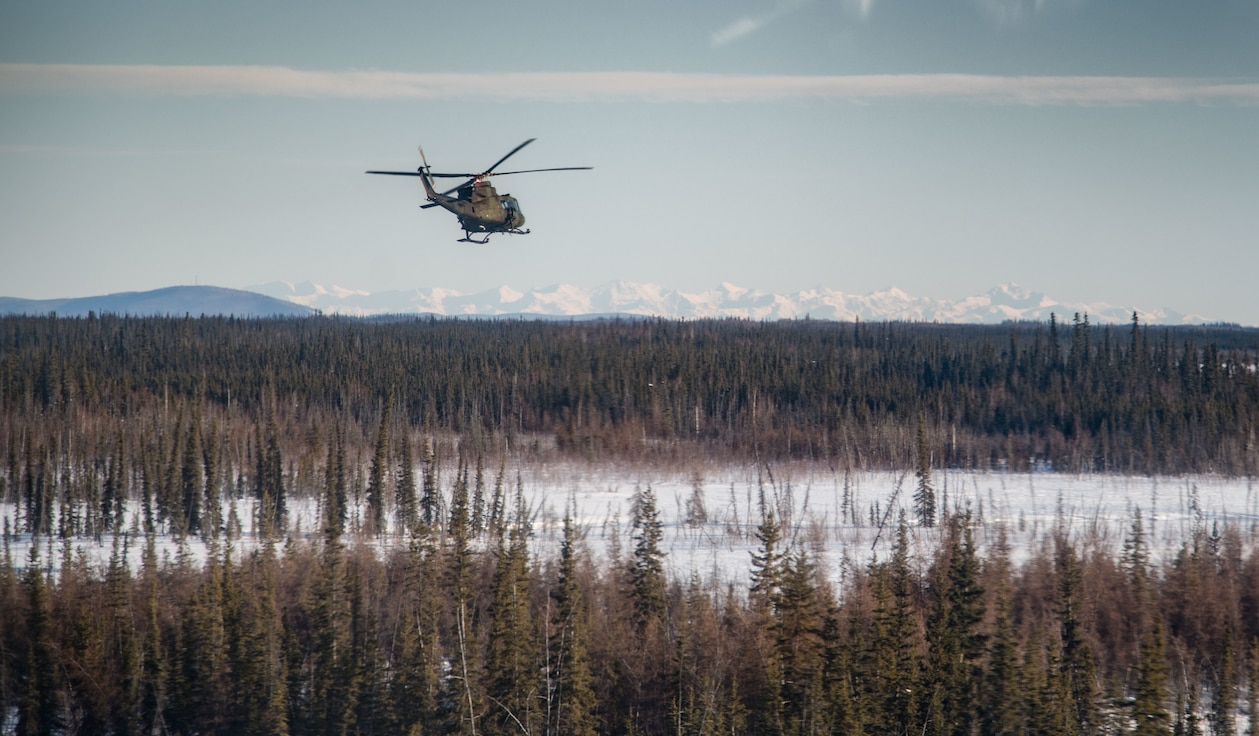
367 139 591 243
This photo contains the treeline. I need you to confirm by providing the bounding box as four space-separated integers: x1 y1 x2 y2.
2 313 1258 476
4 476 1259 735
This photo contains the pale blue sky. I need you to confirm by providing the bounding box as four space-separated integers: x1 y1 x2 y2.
2 1 1257 321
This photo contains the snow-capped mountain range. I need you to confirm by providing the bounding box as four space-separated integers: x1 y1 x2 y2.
248 281 1214 325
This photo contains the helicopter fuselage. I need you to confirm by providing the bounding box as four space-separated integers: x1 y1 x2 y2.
434 180 525 234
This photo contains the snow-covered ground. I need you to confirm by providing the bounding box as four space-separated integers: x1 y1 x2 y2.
5 465 1257 587
521 464 1259 587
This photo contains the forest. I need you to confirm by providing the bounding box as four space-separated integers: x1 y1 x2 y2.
2 313 1259 735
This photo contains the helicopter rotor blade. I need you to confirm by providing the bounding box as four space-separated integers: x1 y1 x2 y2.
365 170 428 176
433 179 473 196
488 167 593 176
420 140 538 180
482 138 536 176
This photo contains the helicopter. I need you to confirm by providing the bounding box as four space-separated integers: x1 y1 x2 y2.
367 139 591 243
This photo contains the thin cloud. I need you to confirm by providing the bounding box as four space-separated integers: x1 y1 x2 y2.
710 0 812 48
2 64 1258 106
975 0 1083 25
711 18 763 47
847 0 876 19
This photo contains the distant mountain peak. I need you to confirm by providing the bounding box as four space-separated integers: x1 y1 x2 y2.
0 285 316 318
244 281 1214 325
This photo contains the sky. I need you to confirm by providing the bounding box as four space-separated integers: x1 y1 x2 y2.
1 0 1257 322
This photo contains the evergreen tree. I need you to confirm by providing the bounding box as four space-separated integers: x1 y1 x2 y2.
1055 537 1098 735
202 421 223 540
102 433 126 532
1211 630 1237 736
391 529 445 736
747 493 787 735
309 532 358 736
1133 622 1172 736
749 498 785 610
396 432 418 535
351 559 387 735
180 414 203 535
238 542 290 736
869 515 921 736
17 542 62 736
139 533 168 736
176 546 230 733
485 491 539 736
446 457 483 736
471 453 486 535
983 528 1020 736
628 485 667 626
323 426 347 542
1123 508 1150 589
923 514 986 736
420 439 439 528
551 511 599 736
776 549 825 736
366 401 392 536
914 415 936 528
820 604 861 736
104 531 141 736
255 416 286 538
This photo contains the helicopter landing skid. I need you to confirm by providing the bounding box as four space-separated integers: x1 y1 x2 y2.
458 228 530 244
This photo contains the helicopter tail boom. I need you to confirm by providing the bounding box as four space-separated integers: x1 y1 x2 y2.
416 146 440 203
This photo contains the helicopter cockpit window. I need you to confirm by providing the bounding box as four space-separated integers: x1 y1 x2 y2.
502 200 520 211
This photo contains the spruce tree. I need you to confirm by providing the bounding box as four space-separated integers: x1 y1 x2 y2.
983 527 1020 736
777 550 825 736
176 547 230 733
251 543 291 736
923 514 986 736
485 491 539 736
914 415 936 528
351 560 387 735
748 474 787 734
749 501 785 610
254 416 286 538
139 533 168 736
322 426 347 542
396 433 418 535
471 453 486 535
104 531 141 736
1211 630 1237 736
202 421 223 541
551 511 599 736
366 402 392 536
420 439 439 528
1055 537 1098 735
17 542 62 736
391 528 444 736
180 415 203 535
309 530 357 735
628 484 666 626
1133 622 1172 736
446 456 483 736
870 515 920 736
